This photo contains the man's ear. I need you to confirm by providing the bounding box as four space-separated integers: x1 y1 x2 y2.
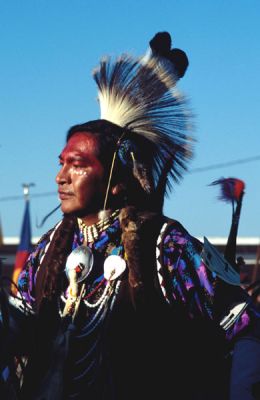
111 183 126 195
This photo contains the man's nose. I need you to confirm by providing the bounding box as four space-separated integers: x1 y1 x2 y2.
56 165 71 184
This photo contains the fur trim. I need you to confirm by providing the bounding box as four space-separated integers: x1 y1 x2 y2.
119 206 157 289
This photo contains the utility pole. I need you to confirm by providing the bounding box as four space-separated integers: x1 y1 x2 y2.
22 183 35 201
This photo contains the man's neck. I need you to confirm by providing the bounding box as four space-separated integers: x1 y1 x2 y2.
79 212 100 226
78 208 117 227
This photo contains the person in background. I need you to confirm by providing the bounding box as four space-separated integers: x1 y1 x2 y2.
1 31 260 400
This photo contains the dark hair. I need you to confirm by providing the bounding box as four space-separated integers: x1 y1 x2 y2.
67 119 123 169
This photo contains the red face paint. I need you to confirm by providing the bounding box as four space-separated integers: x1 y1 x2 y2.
56 132 106 217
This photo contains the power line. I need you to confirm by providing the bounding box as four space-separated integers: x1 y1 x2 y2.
0 155 260 202
0 191 56 202
190 155 260 173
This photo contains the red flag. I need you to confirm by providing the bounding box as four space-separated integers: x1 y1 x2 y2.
12 200 32 284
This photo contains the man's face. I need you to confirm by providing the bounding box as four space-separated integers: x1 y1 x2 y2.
56 132 106 216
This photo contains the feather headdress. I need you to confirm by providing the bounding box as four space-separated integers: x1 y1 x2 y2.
92 32 194 209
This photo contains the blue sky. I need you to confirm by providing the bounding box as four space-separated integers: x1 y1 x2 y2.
0 0 260 239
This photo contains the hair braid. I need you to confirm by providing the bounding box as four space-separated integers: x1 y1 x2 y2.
38 215 77 304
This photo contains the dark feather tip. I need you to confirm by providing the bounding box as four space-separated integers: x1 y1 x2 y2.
149 31 172 56
168 48 189 78
149 31 189 78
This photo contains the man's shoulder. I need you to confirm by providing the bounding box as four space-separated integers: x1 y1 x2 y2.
161 215 191 236
160 215 203 250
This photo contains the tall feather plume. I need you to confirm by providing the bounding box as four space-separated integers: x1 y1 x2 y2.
93 32 194 196
210 177 246 269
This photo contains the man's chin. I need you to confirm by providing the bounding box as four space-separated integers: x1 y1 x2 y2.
60 203 76 215
61 207 102 218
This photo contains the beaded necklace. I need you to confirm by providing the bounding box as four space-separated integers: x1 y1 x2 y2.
77 209 120 244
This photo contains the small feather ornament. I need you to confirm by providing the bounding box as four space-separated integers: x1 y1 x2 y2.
209 177 245 204
131 152 152 194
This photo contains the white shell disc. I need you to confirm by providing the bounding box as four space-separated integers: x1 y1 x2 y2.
65 245 94 283
104 255 126 281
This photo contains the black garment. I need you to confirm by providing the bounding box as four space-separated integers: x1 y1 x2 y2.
1 212 251 399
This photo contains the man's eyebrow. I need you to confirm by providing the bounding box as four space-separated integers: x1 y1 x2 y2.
58 153 90 162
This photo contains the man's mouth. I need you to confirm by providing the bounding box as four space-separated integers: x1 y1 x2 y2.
58 191 74 200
